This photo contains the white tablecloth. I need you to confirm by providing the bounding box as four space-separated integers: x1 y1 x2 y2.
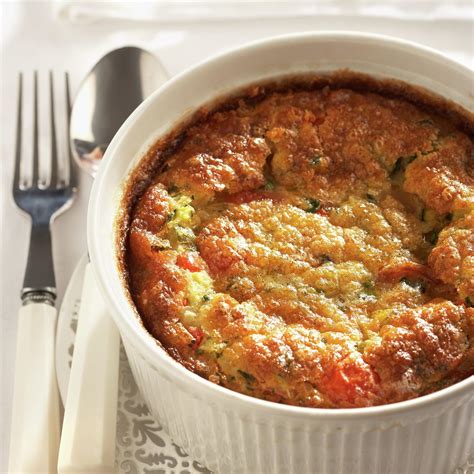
1 1 473 471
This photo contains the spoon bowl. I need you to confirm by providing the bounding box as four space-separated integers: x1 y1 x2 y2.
70 46 168 177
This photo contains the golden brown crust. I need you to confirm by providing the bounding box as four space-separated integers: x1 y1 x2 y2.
429 211 474 302
363 301 472 401
124 77 474 408
404 134 474 214
161 134 270 199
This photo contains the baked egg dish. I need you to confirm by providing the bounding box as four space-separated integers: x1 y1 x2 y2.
122 74 474 408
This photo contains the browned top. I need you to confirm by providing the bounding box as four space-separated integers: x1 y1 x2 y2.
124 77 474 408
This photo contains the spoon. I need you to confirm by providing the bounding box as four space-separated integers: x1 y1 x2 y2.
58 47 168 473
70 46 168 177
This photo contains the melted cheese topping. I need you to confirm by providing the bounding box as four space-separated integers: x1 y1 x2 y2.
126 85 474 408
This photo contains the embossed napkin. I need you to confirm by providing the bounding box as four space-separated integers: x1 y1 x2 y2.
54 0 474 23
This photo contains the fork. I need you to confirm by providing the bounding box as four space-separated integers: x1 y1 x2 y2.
9 71 77 473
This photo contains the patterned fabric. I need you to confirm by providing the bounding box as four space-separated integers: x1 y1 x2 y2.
115 348 212 473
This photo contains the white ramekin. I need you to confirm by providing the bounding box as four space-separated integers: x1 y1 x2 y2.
88 32 474 473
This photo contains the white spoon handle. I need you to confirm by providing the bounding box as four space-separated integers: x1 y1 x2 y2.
9 302 61 473
58 262 120 473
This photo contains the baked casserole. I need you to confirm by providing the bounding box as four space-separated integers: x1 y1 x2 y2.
122 74 474 408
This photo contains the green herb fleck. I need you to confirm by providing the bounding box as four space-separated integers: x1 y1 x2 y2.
400 277 426 293
425 230 439 245
465 296 474 307
238 370 256 383
264 180 276 190
360 281 377 300
202 295 211 302
166 209 177 222
172 225 195 245
306 198 321 213
362 281 376 296
310 153 322 165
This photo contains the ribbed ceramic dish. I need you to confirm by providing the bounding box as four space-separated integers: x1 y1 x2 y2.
88 32 474 473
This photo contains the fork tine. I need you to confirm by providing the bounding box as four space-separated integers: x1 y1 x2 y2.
49 71 58 188
32 71 40 187
65 72 77 188
13 73 23 190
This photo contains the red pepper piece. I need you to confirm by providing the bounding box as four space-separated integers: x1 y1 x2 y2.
316 207 330 217
188 326 204 349
176 252 205 272
378 261 434 283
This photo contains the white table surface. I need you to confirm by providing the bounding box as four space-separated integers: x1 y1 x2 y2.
1 2 473 471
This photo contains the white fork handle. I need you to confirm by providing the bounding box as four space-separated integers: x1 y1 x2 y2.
58 262 120 473
9 302 61 473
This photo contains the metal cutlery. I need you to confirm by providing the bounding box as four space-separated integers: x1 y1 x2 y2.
9 71 77 472
70 46 166 177
58 47 167 473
